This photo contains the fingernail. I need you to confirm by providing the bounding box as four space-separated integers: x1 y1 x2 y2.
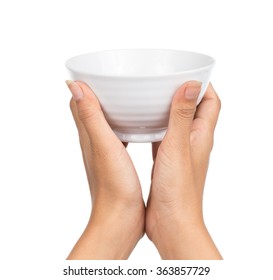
65 80 84 100
185 81 202 100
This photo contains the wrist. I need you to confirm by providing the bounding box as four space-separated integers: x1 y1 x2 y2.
151 218 221 260
86 221 143 259
151 219 205 254
67 205 144 260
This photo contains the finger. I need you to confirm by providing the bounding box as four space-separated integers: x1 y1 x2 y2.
190 84 221 190
66 80 122 149
70 97 95 194
193 83 221 133
69 98 89 140
165 81 202 148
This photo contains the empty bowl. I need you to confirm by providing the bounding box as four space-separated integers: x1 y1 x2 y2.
65 49 215 142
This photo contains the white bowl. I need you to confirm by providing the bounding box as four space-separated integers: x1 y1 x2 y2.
65 49 215 143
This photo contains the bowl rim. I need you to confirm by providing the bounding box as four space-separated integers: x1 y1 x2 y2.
65 48 215 79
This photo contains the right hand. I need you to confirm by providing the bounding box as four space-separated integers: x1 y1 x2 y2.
146 82 222 260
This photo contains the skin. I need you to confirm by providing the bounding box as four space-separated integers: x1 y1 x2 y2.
66 80 222 260
146 82 222 259
67 82 145 259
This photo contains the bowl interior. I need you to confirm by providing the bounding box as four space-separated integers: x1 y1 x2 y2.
66 49 215 77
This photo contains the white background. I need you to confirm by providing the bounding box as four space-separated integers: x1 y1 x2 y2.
0 0 273 278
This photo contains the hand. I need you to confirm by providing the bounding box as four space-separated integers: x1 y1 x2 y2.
146 81 222 259
66 81 145 259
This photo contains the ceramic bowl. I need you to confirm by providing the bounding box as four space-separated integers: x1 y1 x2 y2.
65 49 215 142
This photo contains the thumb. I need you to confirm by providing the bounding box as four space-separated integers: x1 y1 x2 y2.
165 81 202 147
66 80 119 147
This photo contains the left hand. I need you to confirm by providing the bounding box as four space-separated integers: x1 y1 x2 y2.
66 81 145 259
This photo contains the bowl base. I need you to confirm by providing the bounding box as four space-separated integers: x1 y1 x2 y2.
113 129 167 143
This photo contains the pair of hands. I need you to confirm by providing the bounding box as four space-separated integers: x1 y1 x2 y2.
66 80 222 260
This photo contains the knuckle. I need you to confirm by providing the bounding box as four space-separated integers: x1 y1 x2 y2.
69 98 76 112
216 96 222 111
174 107 196 119
77 106 102 124
190 128 214 151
